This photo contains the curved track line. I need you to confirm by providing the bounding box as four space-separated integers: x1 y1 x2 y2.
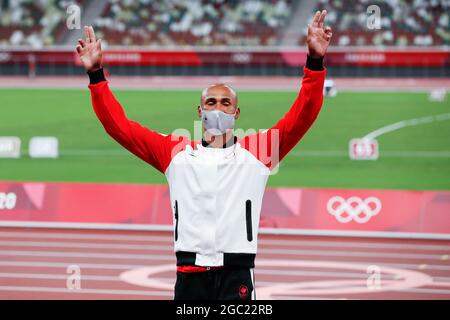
363 112 450 141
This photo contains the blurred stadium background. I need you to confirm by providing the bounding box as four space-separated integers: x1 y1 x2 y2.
0 0 449 300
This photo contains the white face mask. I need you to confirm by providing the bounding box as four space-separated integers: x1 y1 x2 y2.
201 109 237 136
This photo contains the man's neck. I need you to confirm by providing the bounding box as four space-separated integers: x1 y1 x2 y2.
202 132 235 148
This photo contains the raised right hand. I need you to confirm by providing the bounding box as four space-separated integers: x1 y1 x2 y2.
76 26 102 72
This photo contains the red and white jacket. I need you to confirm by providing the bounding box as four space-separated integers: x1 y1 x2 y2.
89 66 325 268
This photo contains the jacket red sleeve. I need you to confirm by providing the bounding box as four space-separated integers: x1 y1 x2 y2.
88 80 188 174
239 66 326 170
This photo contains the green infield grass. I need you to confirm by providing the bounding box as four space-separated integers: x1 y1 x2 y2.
1 88 449 190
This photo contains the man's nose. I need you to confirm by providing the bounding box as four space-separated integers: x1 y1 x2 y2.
213 103 226 110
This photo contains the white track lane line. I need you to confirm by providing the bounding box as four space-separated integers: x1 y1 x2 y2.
1 239 450 252
1 259 450 271
274 289 450 298
0 273 175 284
432 277 450 282
2 223 449 239
0 248 446 261
0 261 148 270
0 273 177 285
0 250 175 261
257 248 448 260
0 273 223 282
3 284 447 297
1 231 449 251
2 274 449 296
0 231 173 242
0 273 121 281
255 269 396 279
386 288 450 295
0 270 398 281
270 287 450 296
0 241 173 251
259 239 450 251
0 286 173 297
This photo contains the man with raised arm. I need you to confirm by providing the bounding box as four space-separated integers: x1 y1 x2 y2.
76 10 332 300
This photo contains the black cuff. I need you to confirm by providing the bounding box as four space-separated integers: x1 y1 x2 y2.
87 68 106 84
306 55 324 71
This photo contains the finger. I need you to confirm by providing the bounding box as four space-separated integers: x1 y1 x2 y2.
89 26 96 43
312 10 321 27
76 45 82 54
96 38 102 49
307 23 312 35
78 39 86 48
318 10 327 29
84 26 90 43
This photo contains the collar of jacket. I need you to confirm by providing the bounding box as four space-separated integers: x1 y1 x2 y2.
201 135 237 148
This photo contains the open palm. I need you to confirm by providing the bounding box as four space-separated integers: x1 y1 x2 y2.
307 10 333 58
76 26 102 72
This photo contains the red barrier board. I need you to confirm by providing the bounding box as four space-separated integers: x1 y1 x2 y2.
0 49 448 67
325 51 449 67
0 182 449 234
74 51 203 66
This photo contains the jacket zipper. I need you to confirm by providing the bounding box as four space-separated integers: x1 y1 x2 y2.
246 199 253 242
174 200 179 241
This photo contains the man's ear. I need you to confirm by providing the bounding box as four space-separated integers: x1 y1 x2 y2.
197 105 202 118
235 107 240 120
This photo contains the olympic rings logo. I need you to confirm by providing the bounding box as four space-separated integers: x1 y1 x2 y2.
326 196 382 224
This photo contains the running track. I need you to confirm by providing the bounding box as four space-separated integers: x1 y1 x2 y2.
0 227 449 300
